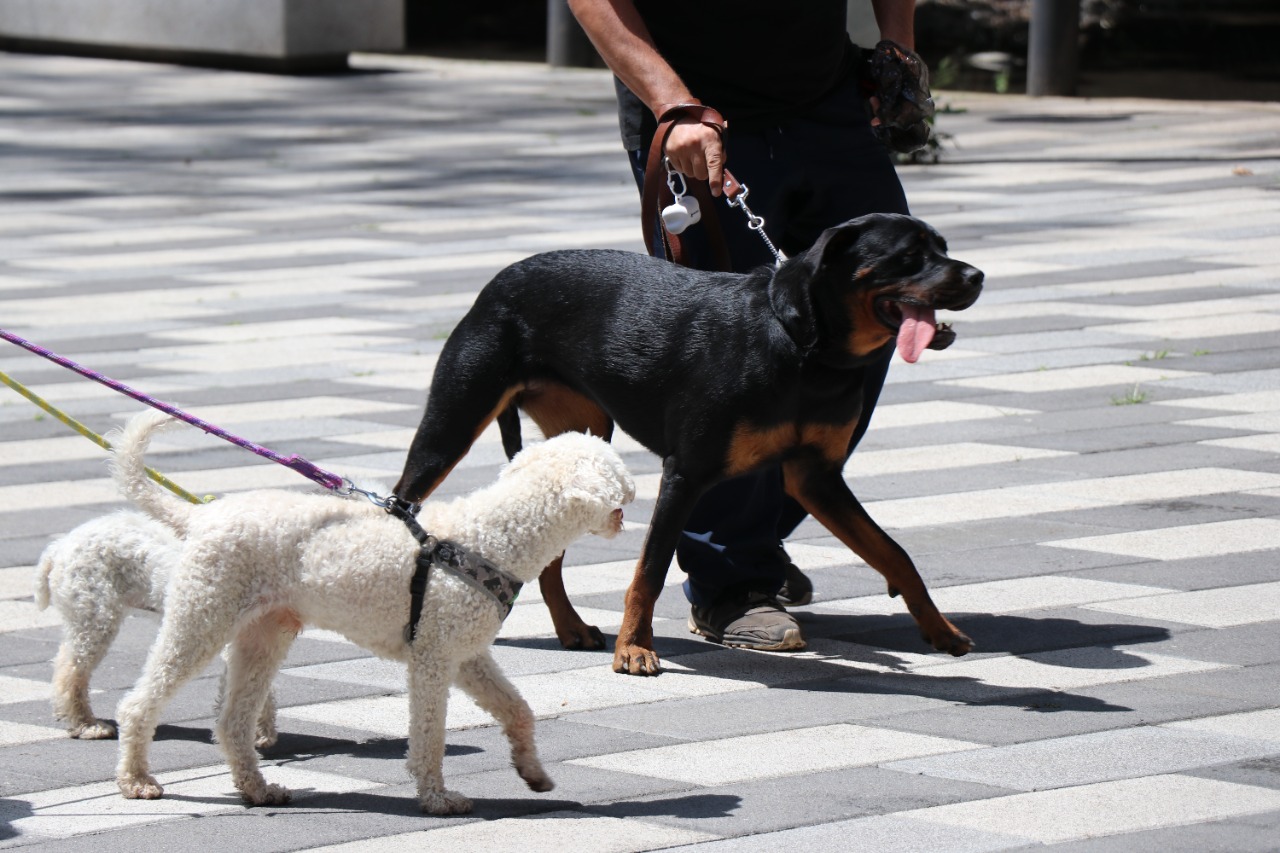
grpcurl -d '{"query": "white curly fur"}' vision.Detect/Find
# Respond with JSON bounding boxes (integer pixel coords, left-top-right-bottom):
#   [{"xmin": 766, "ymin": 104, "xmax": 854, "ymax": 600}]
[
  {"xmin": 35, "ymin": 510, "xmax": 277, "ymax": 744},
  {"xmin": 108, "ymin": 410, "xmax": 634, "ymax": 814}
]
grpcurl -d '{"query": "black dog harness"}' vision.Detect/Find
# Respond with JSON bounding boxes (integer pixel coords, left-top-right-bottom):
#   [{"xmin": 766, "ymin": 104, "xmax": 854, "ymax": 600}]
[{"xmin": 387, "ymin": 499, "xmax": 522, "ymax": 643}]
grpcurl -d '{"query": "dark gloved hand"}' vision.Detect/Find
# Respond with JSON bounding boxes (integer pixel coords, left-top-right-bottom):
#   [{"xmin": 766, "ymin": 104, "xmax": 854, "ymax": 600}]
[{"xmin": 862, "ymin": 40, "xmax": 936, "ymax": 154}]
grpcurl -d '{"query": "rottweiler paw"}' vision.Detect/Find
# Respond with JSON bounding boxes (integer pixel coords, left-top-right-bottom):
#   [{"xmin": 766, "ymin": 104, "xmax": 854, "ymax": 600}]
[
  {"xmin": 923, "ymin": 627, "xmax": 973, "ymax": 656},
  {"xmin": 557, "ymin": 622, "xmax": 606, "ymax": 651},
  {"xmin": 612, "ymin": 644, "xmax": 662, "ymax": 676}
]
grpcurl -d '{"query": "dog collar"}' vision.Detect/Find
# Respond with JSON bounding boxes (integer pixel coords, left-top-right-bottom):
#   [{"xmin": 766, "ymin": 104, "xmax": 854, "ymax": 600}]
[{"xmin": 388, "ymin": 500, "xmax": 522, "ymax": 642}]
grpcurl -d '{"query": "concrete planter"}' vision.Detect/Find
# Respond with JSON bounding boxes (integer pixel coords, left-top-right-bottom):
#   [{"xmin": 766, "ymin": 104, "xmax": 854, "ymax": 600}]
[{"xmin": 0, "ymin": 0, "xmax": 403, "ymax": 70}]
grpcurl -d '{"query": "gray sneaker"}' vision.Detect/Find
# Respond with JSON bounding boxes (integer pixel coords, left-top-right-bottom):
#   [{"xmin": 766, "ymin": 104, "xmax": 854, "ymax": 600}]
[{"xmin": 689, "ymin": 591, "xmax": 806, "ymax": 651}]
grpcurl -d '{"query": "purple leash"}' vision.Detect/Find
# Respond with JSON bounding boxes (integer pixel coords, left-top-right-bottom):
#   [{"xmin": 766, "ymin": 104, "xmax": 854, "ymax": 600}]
[{"xmin": 1, "ymin": 326, "xmax": 353, "ymax": 495}]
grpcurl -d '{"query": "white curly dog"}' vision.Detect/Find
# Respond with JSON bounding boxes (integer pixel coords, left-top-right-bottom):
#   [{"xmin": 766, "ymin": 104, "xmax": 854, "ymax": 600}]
[
  {"xmin": 109, "ymin": 410, "xmax": 634, "ymax": 814},
  {"xmin": 35, "ymin": 511, "xmax": 276, "ymax": 744}
]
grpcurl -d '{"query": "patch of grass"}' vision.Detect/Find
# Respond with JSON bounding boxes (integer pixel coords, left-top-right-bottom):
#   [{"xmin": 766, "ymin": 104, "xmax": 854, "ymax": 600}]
[
  {"xmin": 1139, "ymin": 349, "xmax": 1170, "ymax": 361},
  {"xmin": 1111, "ymin": 384, "xmax": 1148, "ymax": 406}
]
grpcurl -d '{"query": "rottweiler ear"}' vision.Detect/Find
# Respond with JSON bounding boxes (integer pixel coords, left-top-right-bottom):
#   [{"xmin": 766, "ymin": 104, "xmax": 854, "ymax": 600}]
[
  {"xmin": 808, "ymin": 220, "xmax": 866, "ymax": 271},
  {"xmin": 768, "ymin": 255, "xmax": 820, "ymax": 354},
  {"xmin": 768, "ymin": 219, "xmax": 875, "ymax": 354}
]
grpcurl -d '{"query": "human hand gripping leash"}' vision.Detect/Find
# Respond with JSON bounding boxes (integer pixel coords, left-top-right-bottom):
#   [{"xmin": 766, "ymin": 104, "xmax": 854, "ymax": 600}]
[{"xmin": 642, "ymin": 103, "xmax": 785, "ymax": 269}]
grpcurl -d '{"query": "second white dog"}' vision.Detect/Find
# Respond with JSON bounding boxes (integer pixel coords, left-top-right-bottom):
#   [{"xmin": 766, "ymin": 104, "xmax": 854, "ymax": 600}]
[
  {"xmin": 109, "ymin": 410, "xmax": 634, "ymax": 814},
  {"xmin": 36, "ymin": 510, "xmax": 278, "ymax": 743}
]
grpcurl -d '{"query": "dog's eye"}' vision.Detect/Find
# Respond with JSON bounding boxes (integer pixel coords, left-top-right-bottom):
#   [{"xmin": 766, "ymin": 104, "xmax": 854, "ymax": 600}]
[{"xmin": 891, "ymin": 252, "xmax": 923, "ymax": 275}]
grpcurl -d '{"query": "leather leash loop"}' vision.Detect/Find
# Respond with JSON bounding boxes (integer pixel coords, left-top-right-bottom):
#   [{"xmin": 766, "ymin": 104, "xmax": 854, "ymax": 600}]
[
  {"xmin": 656, "ymin": 102, "xmax": 726, "ymax": 131},
  {"xmin": 641, "ymin": 102, "xmax": 733, "ymax": 271}
]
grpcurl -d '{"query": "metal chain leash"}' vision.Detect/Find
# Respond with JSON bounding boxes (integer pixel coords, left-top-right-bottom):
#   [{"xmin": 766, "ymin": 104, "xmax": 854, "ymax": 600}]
[{"xmin": 726, "ymin": 183, "xmax": 785, "ymax": 266}]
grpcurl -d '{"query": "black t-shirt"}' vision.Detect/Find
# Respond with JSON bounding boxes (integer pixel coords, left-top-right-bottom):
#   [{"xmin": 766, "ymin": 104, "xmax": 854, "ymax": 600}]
[{"xmin": 616, "ymin": 0, "xmax": 856, "ymax": 150}]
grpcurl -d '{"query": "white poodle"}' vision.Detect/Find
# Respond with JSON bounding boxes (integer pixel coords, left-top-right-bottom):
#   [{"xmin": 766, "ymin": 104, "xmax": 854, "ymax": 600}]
[
  {"xmin": 109, "ymin": 410, "xmax": 634, "ymax": 815},
  {"xmin": 35, "ymin": 510, "xmax": 277, "ymax": 744}
]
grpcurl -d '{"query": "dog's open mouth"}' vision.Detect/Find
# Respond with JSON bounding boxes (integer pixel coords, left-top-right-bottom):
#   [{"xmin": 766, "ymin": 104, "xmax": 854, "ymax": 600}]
[{"xmin": 876, "ymin": 298, "xmax": 954, "ymax": 364}]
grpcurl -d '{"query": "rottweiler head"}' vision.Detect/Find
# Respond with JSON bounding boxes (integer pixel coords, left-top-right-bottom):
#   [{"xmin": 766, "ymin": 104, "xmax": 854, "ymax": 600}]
[{"xmin": 769, "ymin": 213, "xmax": 983, "ymax": 364}]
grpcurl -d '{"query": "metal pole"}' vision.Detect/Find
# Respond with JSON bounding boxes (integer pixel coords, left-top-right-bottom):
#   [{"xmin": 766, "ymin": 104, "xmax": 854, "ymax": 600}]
[
  {"xmin": 547, "ymin": 0, "xmax": 595, "ymax": 68},
  {"xmin": 1027, "ymin": 0, "xmax": 1081, "ymax": 96}
]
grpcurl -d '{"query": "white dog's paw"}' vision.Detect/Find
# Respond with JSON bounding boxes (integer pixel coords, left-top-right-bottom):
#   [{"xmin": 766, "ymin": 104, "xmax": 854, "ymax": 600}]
[
  {"xmin": 71, "ymin": 720, "xmax": 118, "ymax": 740},
  {"xmin": 517, "ymin": 764, "xmax": 554, "ymax": 793},
  {"xmin": 241, "ymin": 781, "xmax": 291, "ymax": 806},
  {"xmin": 254, "ymin": 731, "xmax": 278, "ymax": 750},
  {"xmin": 419, "ymin": 789, "xmax": 473, "ymax": 815},
  {"xmin": 118, "ymin": 774, "xmax": 164, "ymax": 800}
]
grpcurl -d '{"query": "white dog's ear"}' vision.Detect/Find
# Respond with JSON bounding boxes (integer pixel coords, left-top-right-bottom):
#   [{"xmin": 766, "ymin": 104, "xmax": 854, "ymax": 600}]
[{"xmin": 562, "ymin": 486, "xmax": 593, "ymax": 504}]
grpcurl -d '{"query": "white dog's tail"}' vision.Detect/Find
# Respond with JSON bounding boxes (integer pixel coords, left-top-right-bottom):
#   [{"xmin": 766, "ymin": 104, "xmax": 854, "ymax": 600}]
[
  {"xmin": 34, "ymin": 546, "xmax": 54, "ymax": 610},
  {"xmin": 108, "ymin": 410, "xmax": 194, "ymax": 536}
]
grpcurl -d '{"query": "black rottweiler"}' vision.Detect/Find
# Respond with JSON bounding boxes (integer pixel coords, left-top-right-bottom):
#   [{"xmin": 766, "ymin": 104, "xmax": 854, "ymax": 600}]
[{"xmin": 395, "ymin": 213, "xmax": 984, "ymax": 675}]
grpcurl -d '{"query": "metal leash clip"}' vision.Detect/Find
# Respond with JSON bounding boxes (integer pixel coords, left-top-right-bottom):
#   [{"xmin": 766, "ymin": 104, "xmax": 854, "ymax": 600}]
[
  {"xmin": 725, "ymin": 182, "xmax": 785, "ymax": 266},
  {"xmin": 335, "ymin": 479, "xmax": 398, "ymax": 510}
]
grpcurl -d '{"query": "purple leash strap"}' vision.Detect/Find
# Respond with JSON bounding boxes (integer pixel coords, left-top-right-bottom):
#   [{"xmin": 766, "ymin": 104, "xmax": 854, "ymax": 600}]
[{"xmin": 1, "ymin": 327, "xmax": 347, "ymax": 493}]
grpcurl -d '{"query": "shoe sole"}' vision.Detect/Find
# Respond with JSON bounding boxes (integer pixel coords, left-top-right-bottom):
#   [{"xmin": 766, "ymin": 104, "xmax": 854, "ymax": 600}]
[
  {"xmin": 776, "ymin": 592, "xmax": 812, "ymax": 608},
  {"xmin": 688, "ymin": 618, "xmax": 807, "ymax": 651}
]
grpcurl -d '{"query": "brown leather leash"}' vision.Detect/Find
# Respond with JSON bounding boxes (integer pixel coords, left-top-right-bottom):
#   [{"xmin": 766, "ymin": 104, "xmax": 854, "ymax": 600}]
[
  {"xmin": 641, "ymin": 102, "xmax": 737, "ymax": 270},
  {"xmin": 641, "ymin": 103, "xmax": 783, "ymax": 270}
]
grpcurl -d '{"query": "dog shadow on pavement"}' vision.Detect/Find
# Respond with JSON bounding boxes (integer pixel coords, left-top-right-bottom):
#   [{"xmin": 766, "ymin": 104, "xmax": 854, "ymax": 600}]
[{"xmin": 633, "ymin": 610, "xmax": 1177, "ymax": 715}]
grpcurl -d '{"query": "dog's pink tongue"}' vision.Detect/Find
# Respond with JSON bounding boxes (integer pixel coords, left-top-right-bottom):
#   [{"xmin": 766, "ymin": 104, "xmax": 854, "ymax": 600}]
[{"xmin": 896, "ymin": 304, "xmax": 937, "ymax": 364}]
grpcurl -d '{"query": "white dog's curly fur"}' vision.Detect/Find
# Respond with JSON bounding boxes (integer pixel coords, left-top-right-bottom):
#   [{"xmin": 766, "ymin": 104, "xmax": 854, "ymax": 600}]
[
  {"xmin": 35, "ymin": 511, "xmax": 278, "ymax": 744},
  {"xmin": 109, "ymin": 410, "xmax": 634, "ymax": 815}
]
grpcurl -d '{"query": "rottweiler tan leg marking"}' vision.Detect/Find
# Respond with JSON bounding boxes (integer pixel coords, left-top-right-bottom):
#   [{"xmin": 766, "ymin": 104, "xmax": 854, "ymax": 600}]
[
  {"xmin": 515, "ymin": 381, "xmax": 617, "ymax": 650},
  {"xmin": 782, "ymin": 453, "xmax": 972, "ymax": 655}
]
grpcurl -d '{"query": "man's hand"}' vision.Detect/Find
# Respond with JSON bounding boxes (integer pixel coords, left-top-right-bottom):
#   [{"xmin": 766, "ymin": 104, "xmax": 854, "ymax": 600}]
[
  {"xmin": 664, "ymin": 119, "xmax": 726, "ymax": 196},
  {"xmin": 863, "ymin": 39, "xmax": 935, "ymax": 154}
]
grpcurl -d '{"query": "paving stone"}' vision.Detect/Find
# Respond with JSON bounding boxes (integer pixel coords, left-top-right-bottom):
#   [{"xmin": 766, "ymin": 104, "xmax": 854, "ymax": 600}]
[
  {"xmin": 906, "ymin": 774, "xmax": 1280, "ymax": 845},
  {"xmin": 884, "ymin": 725, "xmax": 1280, "ymax": 791},
  {"xmin": 1022, "ymin": 813, "xmax": 1280, "ymax": 853},
  {"xmin": 589, "ymin": 765, "xmax": 1012, "ymax": 839}
]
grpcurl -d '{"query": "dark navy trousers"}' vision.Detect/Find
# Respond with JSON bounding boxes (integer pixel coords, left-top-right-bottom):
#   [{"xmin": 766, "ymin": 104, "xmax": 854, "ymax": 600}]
[{"xmin": 626, "ymin": 71, "xmax": 910, "ymax": 607}]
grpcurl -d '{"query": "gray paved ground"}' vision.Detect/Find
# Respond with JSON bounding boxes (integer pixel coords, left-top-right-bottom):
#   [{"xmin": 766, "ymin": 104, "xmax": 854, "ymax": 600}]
[{"xmin": 1, "ymin": 50, "xmax": 1279, "ymax": 851}]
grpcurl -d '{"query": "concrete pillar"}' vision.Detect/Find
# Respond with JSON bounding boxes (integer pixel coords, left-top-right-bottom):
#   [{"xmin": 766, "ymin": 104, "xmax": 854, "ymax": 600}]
[
  {"xmin": 0, "ymin": 0, "xmax": 403, "ymax": 70},
  {"xmin": 1027, "ymin": 0, "xmax": 1081, "ymax": 96},
  {"xmin": 547, "ymin": 0, "xmax": 595, "ymax": 67}
]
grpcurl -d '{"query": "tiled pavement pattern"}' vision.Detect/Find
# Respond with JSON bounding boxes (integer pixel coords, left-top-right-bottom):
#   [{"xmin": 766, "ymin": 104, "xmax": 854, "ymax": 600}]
[{"xmin": 1, "ymin": 49, "xmax": 1279, "ymax": 851}]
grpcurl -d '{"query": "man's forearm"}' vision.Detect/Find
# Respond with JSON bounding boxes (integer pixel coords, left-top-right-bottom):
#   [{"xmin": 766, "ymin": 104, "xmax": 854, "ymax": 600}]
[
  {"xmin": 567, "ymin": 0, "xmax": 694, "ymax": 115},
  {"xmin": 870, "ymin": 0, "xmax": 916, "ymax": 48},
  {"xmin": 567, "ymin": 0, "xmax": 727, "ymax": 191}
]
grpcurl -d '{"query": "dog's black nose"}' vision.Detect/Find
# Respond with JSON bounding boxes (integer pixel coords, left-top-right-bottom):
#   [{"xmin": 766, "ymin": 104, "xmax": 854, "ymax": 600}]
[{"xmin": 964, "ymin": 265, "xmax": 984, "ymax": 290}]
